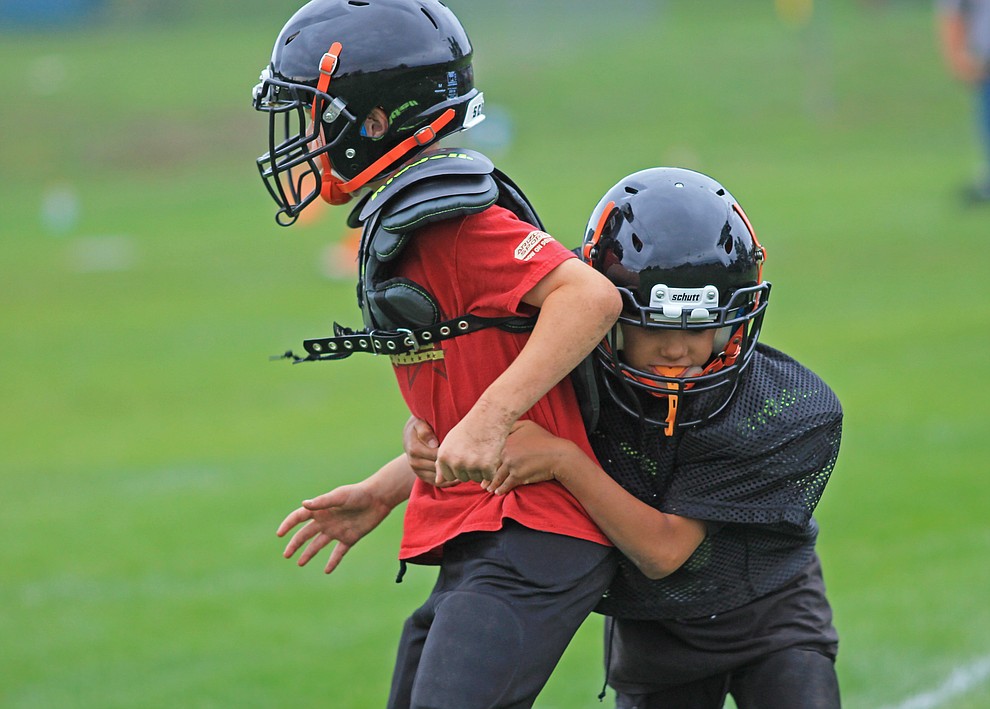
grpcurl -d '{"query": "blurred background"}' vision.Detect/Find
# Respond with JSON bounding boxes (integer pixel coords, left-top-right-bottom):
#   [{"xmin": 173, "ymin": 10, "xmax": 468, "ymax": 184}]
[{"xmin": 2, "ymin": 0, "xmax": 989, "ymax": 707}]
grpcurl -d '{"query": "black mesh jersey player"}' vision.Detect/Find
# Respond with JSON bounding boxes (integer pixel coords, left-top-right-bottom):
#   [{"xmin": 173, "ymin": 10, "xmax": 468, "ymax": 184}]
[
  {"xmin": 591, "ymin": 343, "xmax": 842, "ymax": 622},
  {"xmin": 575, "ymin": 168, "xmax": 843, "ymax": 708},
  {"xmin": 579, "ymin": 167, "xmax": 841, "ymax": 618},
  {"xmin": 389, "ymin": 167, "xmax": 843, "ymax": 705}
]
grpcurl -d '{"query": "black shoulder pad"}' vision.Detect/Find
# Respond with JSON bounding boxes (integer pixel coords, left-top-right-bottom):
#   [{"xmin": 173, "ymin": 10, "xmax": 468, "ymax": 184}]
[
  {"xmin": 381, "ymin": 173, "xmax": 498, "ymax": 235},
  {"xmin": 357, "ymin": 149, "xmax": 495, "ymax": 224},
  {"xmin": 345, "ymin": 193, "xmax": 372, "ymax": 229}
]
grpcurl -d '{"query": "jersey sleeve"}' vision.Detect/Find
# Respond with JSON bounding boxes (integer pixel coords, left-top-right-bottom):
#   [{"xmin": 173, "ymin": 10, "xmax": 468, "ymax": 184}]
[{"xmin": 452, "ymin": 206, "xmax": 575, "ymax": 318}]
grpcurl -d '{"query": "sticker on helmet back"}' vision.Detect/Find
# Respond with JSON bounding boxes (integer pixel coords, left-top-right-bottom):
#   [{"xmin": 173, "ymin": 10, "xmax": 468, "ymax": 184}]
[
  {"xmin": 649, "ymin": 284, "xmax": 719, "ymax": 322},
  {"xmin": 464, "ymin": 92, "xmax": 485, "ymax": 129}
]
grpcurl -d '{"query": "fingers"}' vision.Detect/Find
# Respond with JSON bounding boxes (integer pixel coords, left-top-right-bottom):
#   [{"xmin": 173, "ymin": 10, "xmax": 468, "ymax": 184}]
[
  {"xmin": 487, "ymin": 464, "xmax": 516, "ymax": 496},
  {"xmin": 276, "ymin": 506, "xmax": 313, "ymax": 538},
  {"xmin": 436, "ymin": 460, "xmax": 465, "ymax": 483},
  {"xmin": 302, "ymin": 488, "xmax": 346, "ymax": 510},
  {"xmin": 431, "ymin": 467, "xmax": 470, "ymax": 488},
  {"xmin": 404, "ymin": 416, "xmax": 443, "ymax": 482},
  {"xmin": 297, "ymin": 530, "xmax": 332, "ymax": 566},
  {"xmin": 277, "ymin": 488, "xmax": 361, "ymax": 570},
  {"xmin": 436, "ymin": 457, "xmax": 495, "ymax": 483},
  {"xmin": 413, "ymin": 418, "xmax": 439, "ymax": 450},
  {"xmin": 283, "ymin": 519, "xmax": 321, "ymax": 560},
  {"xmin": 324, "ymin": 541, "xmax": 352, "ymax": 574},
  {"xmin": 281, "ymin": 519, "xmax": 348, "ymax": 570},
  {"xmin": 404, "ymin": 416, "xmax": 439, "ymax": 460}
]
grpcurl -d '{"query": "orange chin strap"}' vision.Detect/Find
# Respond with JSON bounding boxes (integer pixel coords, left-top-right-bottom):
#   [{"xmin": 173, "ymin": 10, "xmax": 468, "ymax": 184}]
[
  {"xmin": 309, "ymin": 42, "xmax": 351, "ymax": 205},
  {"xmin": 309, "ymin": 40, "xmax": 457, "ymax": 207},
  {"xmin": 336, "ymin": 107, "xmax": 455, "ymax": 196}
]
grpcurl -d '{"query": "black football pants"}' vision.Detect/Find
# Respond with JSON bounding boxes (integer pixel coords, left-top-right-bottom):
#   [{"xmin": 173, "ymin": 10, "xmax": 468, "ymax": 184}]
[
  {"xmin": 387, "ymin": 521, "xmax": 617, "ymax": 709},
  {"xmin": 613, "ymin": 646, "xmax": 841, "ymax": 709}
]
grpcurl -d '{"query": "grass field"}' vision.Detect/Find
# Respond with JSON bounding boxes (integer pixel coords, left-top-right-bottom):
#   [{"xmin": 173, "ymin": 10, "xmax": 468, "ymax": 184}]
[{"xmin": 3, "ymin": 1, "xmax": 990, "ymax": 707}]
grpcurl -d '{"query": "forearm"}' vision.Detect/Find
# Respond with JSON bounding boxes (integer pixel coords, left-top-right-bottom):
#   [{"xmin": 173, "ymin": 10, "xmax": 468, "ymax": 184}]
[
  {"xmin": 473, "ymin": 262, "xmax": 621, "ymax": 429},
  {"xmin": 552, "ymin": 442, "xmax": 706, "ymax": 579},
  {"xmin": 366, "ymin": 454, "xmax": 417, "ymax": 510}
]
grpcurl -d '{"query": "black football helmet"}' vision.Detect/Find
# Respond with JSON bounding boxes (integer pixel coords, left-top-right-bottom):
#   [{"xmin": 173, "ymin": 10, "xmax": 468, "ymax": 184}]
[
  {"xmin": 581, "ymin": 167, "xmax": 771, "ymax": 434},
  {"xmin": 252, "ymin": 0, "xmax": 486, "ymax": 225}
]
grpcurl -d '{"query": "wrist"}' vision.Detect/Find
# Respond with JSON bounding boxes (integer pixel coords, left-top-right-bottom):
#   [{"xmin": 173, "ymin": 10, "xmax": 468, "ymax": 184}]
[
  {"xmin": 466, "ymin": 395, "xmax": 517, "ymax": 434},
  {"xmin": 371, "ymin": 456, "xmax": 417, "ymax": 508},
  {"xmin": 550, "ymin": 439, "xmax": 582, "ymax": 485}
]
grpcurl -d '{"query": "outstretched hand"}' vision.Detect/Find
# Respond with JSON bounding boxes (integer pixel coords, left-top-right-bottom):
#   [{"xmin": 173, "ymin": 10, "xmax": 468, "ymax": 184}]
[{"xmin": 276, "ymin": 483, "xmax": 393, "ymax": 574}]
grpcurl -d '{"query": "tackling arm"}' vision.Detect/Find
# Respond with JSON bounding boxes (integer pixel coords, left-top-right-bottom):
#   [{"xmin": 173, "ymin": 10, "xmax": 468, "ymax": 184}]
[
  {"xmin": 435, "ymin": 258, "xmax": 621, "ymax": 483},
  {"xmin": 493, "ymin": 420, "xmax": 707, "ymax": 580}
]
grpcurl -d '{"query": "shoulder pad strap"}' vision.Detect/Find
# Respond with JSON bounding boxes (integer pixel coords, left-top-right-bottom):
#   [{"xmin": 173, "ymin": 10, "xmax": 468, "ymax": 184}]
[{"xmin": 357, "ymin": 149, "xmax": 495, "ymax": 224}]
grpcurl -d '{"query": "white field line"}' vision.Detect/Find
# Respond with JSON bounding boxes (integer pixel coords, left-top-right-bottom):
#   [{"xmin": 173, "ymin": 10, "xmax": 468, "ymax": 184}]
[{"xmin": 878, "ymin": 655, "xmax": 990, "ymax": 709}]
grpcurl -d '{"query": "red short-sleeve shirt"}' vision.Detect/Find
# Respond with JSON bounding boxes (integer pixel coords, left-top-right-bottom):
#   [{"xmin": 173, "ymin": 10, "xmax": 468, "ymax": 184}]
[{"xmin": 392, "ymin": 205, "xmax": 611, "ymax": 563}]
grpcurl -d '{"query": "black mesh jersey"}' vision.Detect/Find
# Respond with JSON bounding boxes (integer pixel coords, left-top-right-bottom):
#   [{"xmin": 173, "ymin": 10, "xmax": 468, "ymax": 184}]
[{"xmin": 591, "ymin": 343, "xmax": 842, "ymax": 620}]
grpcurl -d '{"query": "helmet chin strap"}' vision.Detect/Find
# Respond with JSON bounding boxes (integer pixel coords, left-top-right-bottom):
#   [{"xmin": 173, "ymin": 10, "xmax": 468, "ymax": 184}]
[
  {"xmin": 319, "ymin": 161, "xmax": 353, "ymax": 205},
  {"xmin": 328, "ymin": 108, "xmax": 456, "ymax": 203},
  {"xmin": 316, "ymin": 107, "xmax": 457, "ymax": 207},
  {"xmin": 647, "ymin": 366, "xmax": 693, "ymax": 437},
  {"xmin": 308, "ymin": 41, "xmax": 458, "ymax": 207},
  {"xmin": 310, "ymin": 42, "xmax": 352, "ymax": 206}
]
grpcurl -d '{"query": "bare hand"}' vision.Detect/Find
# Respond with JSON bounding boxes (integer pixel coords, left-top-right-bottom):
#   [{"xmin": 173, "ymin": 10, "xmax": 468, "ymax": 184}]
[
  {"xmin": 402, "ymin": 415, "xmax": 458, "ymax": 488},
  {"xmin": 276, "ymin": 483, "xmax": 392, "ymax": 574},
  {"xmin": 485, "ymin": 420, "xmax": 572, "ymax": 495},
  {"xmin": 435, "ymin": 404, "xmax": 512, "ymax": 484}
]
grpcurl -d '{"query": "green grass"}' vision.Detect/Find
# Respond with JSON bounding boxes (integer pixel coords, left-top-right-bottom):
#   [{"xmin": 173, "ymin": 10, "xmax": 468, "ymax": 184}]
[{"xmin": 3, "ymin": 1, "xmax": 990, "ymax": 707}]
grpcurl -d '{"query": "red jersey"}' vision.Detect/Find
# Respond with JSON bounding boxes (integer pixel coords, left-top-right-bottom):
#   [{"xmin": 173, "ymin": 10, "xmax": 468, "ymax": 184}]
[{"xmin": 392, "ymin": 205, "xmax": 611, "ymax": 563}]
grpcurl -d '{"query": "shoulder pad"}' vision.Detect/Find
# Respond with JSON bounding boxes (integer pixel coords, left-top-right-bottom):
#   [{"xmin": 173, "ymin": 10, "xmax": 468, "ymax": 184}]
[
  {"xmin": 370, "ymin": 171, "xmax": 499, "ymax": 263},
  {"xmin": 356, "ymin": 149, "xmax": 495, "ymax": 225},
  {"xmin": 381, "ymin": 172, "xmax": 498, "ymax": 234}
]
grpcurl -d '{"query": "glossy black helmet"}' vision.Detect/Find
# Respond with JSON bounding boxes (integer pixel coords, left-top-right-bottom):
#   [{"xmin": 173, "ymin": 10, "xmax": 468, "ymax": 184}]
[
  {"xmin": 581, "ymin": 167, "xmax": 770, "ymax": 434},
  {"xmin": 252, "ymin": 0, "xmax": 485, "ymax": 224}
]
